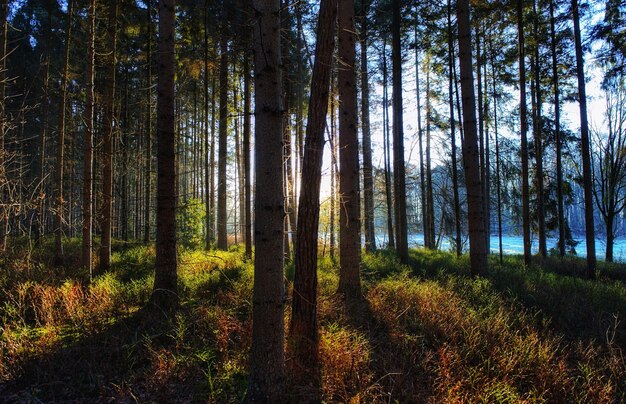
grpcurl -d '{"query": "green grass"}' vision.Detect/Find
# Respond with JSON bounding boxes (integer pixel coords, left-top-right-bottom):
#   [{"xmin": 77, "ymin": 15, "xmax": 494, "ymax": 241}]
[{"xmin": 1, "ymin": 240, "xmax": 625, "ymax": 402}]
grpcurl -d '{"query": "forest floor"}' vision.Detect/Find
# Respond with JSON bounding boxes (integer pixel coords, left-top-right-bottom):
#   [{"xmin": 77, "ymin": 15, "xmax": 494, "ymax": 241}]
[{"xmin": 1, "ymin": 239, "xmax": 626, "ymax": 402}]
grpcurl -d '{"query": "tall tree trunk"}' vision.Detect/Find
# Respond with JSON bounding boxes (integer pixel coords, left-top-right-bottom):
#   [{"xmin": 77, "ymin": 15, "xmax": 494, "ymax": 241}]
[
  {"xmin": 606, "ymin": 213, "xmax": 614, "ymax": 262},
  {"xmin": 243, "ymin": 55, "xmax": 252, "ymax": 260},
  {"xmin": 217, "ymin": 30, "xmax": 229, "ymax": 251},
  {"xmin": 360, "ymin": 0, "xmax": 376, "ymax": 252},
  {"xmin": 248, "ymin": 0, "xmax": 285, "ymax": 400},
  {"xmin": 392, "ymin": 0, "xmax": 409, "ymax": 263},
  {"xmin": 83, "ymin": 0, "xmax": 96, "ymax": 278},
  {"xmin": 457, "ymin": 0, "xmax": 488, "ymax": 276},
  {"xmin": 425, "ymin": 55, "xmax": 435, "ymax": 249},
  {"xmin": 209, "ymin": 73, "xmax": 217, "ymax": 245},
  {"xmin": 100, "ymin": 0, "xmax": 118, "ymax": 273},
  {"xmin": 517, "ymin": 0, "xmax": 532, "ymax": 266},
  {"xmin": 55, "ymin": 0, "xmax": 73, "ymax": 263},
  {"xmin": 550, "ymin": 0, "xmax": 565, "ymax": 257},
  {"xmin": 572, "ymin": 0, "xmax": 596, "ymax": 279},
  {"xmin": 490, "ymin": 38, "xmax": 504, "ymax": 264},
  {"xmin": 447, "ymin": 0, "xmax": 462, "ymax": 257},
  {"xmin": 337, "ymin": 0, "xmax": 362, "ymax": 297},
  {"xmin": 151, "ymin": 0, "xmax": 178, "ymax": 310},
  {"xmin": 0, "ymin": 0, "xmax": 7, "ymax": 251},
  {"xmin": 533, "ymin": 0, "xmax": 547, "ymax": 258},
  {"xmin": 289, "ymin": 0, "xmax": 336, "ymax": 394},
  {"xmin": 144, "ymin": 0, "xmax": 153, "ymax": 244},
  {"xmin": 476, "ymin": 28, "xmax": 488, "ymax": 253},
  {"xmin": 414, "ymin": 29, "xmax": 428, "ymax": 250},
  {"xmin": 483, "ymin": 46, "xmax": 491, "ymax": 254},
  {"xmin": 204, "ymin": 0, "xmax": 210, "ymax": 250},
  {"xmin": 330, "ymin": 75, "xmax": 337, "ymax": 258},
  {"xmin": 382, "ymin": 41, "xmax": 395, "ymax": 248}
]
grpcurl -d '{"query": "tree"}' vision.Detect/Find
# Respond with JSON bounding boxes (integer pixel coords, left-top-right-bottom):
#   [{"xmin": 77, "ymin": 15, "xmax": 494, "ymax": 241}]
[
  {"xmin": 217, "ymin": 25, "xmax": 228, "ymax": 251},
  {"xmin": 360, "ymin": 0, "xmax": 376, "ymax": 252},
  {"xmin": 518, "ymin": 0, "xmax": 532, "ymax": 266},
  {"xmin": 457, "ymin": 0, "xmax": 487, "ymax": 276},
  {"xmin": 290, "ymin": 0, "xmax": 337, "ymax": 394},
  {"xmin": 592, "ymin": 76, "xmax": 626, "ymax": 262},
  {"xmin": 100, "ymin": 0, "xmax": 118, "ymax": 272},
  {"xmin": 151, "ymin": 0, "xmax": 178, "ymax": 310},
  {"xmin": 573, "ymin": 0, "xmax": 596, "ymax": 279},
  {"xmin": 83, "ymin": 0, "xmax": 96, "ymax": 278},
  {"xmin": 337, "ymin": 0, "xmax": 362, "ymax": 297},
  {"xmin": 0, "ymin": 0, "xmax": 9, "ymax": 251},
  {"xmin": 392, "ymin": 0, "xmax": 408, "ymax": 263},
  {"xmin": 247, "ymin": 0, "xmax": 285, "ymax": 400},
  {"xmin": 144, "ymin": 0, "xmax": 153, "ymax": 244}
]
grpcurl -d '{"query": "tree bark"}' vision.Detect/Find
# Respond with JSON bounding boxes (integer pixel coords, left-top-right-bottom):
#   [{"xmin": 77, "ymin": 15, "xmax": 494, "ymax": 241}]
[
  {"xmin": 248, "ymin": 0, "xmax": 285, "ymax": 400},
  {"xmin": 83, "ymin": 0, "xmax": 96, "ymax": 278},
  {"xmin": 572, "ymin": 0, "xmax": 596, "ymax": 279},
  {"xmin": 100, "ymin": 0, "xmax": 118, "ymax": 273},
  {"xmin": 243, "ymin": 55, "xmax": 252, "ymax": 260},
  {"xmin": 337, "ymin": 0, "xmax": 362, "ymax": 297},
  {"xmin": 217, "ymin": 30, "xmax": 229, "ymax": 251},
  {"xmin": 425, "ymin": 55, "xmax": 435, "ymax": 249},
  {"xmin": 382, "ymin": 41, "xmax": 395, "ymax": 248},
  {"xmin": 517, "ymin": 0, "xmax": 532, "ymax": 266},
  {"xmin": 151, "ymin": 0, "xmax": 178, "ymax": 310},
  {"xmin": 289, "ymin": 0, "xmax": 336, "ymax": 394},
  {"xmin": 144, "ymin": 0, "xmax": 153, "ymax": 244},
  {"xmin": 457, "ymin": 0, "xmax": 487, "ymax": 276},
  {"xmin": 0, "ymin": 0, "xmax": 7, "ymax": 251},
  {"xmin": 392, "ymin": 0, "xmax": 409, "ymax": 263}
]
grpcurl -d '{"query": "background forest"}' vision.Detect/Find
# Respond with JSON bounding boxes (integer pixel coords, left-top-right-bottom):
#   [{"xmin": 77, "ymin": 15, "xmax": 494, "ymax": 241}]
[{"xmin": 1, "ymin": 0, "xmax": 626, "ymax": 401}]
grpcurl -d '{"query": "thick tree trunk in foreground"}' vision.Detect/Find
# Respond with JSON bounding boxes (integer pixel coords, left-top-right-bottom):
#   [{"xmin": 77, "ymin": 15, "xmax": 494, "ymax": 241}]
[
  {"xmin": 0, "ymin": 0, "xmax": 7, "ymax": 251},
  {"xmin": 144, "ymin": 0, "xmax": 153, "ymax": 244},
  {"xmin": 243, "ymin": 55, "xmax": 252, "ymax": 260},
  {"xmin": 572, "ymin": 0, "xmax": 596, "ymax": 279},
  {"xmin": 100, "ymin": 0, "xmax": 118, "ymax": 273},
  {"xmin": 247, "ymin": 0, "xmax": 285, "ymax": 401},
  {"xmin": 217, "ymin": 31, "xmax": 229, "ymax": 251},
  {"xmin": 151, "ymin": 0, "xmax": 178, "ymax": 310},
  {"xmin": 337, "ymin": 0, "xmax": 362, "ymax": 297},
  {"xmin": 533, "ymin": 0, "xmax": 546, "ymax": 258},
  {"xmin": 83, "ymin": 0, "xmax": 96, "ymax": 278},
  {"xmin": 457, "ymin": 0, "xmax": 487, "ymax": 276},
  {"xmin": 290, "ymin": 0, "xmax": 336, "ymax": 396}
]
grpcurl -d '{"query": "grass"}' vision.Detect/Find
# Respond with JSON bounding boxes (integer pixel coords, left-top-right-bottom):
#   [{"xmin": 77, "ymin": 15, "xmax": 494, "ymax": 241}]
[{"xmin": 1, "ymin": 239, "xmax": 625, "ymax": 402}]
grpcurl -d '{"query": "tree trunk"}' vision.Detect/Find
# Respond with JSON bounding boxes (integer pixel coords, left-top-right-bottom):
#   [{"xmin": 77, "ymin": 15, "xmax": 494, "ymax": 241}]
[
  {"xmin": 447, "ymin": 0, "xmax": 462, "ymax": 257},
  {"xmin": 337, "ymin": 0, "xmax": 362, "ymax": 297},
  {"xmin": 425, "ymin": 55, "xmax": 435, "ymax": 249},
  {"xmin": 489, "ymin": 38, "xmax": 504, "ymax": 264},
  {"xmin": 360, "ymin": 0, "xmax": 376, "ymax": 252},
  {"xmin": 533, "ymin": 0, "xmax": 546, "ymax": 258},
  {"xmin": 243, "ymin": 55, "xmax": 252, "ymax": 260},
  {"xmin": 100, "ymin": 0, "xmax": 118, "ymax": 273},
  {"xmin": 54, "ymin": 0, "xmax": 73, "ymax": 263},
  {"xmin": 204, "ymin": 0, "xmax": 210, "ymax": 250},
  {"xmin": 83, "ymin": 0, "xmax": 96, "ymax": 278},
  {"xmin": 550, "ymin": 0, "xmax": 565, "ymax": 257},
  {"xmin": 151, "ymin": 0, "xmax": 178, "ymax": 310},
  {"xmin": 0, "ymin": 0, "xmax": 7, "ymax": 251},
  {"xmin": 414, "ymin": 28, "xmax": 427, "ymax": 251},
  {"xmin": 144, "ymin": 0, "xmax": 153, "ymax": 244},
  {"xmin": 517, "ymin": 0, "xmax": 532, "ymax": 266},
  {"xmin": 392, "ymin": 0, "xmax": 409, "ymax": 263},
  {"xmin": 248, "ymin": 0, "xmax": 285, "ymax": 400},
  {"xmin": 606, "ymin": 214, "xmax": 614, "ymax": 262},
  {"xmin": 382, "ymin": 41, "xmax": 394, "ymax": 248},
  {"xmin": 572, "ymin": 0, "xmax": 596, "ymax": 279},
  {"xmin": 289, "ymin": 0, "xmax": 336, "ymax": 394},
  {"xmin": 457, "ymin": 0, "xmax": 487, "ymax": 276},
  {"xmin": 217, "ymin": 30, "xmax": 229, "ymax": 251}
]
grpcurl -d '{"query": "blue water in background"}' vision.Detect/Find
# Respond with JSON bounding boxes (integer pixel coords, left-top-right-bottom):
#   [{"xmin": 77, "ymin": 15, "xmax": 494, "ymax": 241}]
[{"xmin": 374, "ymin": 234, "xmax": 626, "ymax": 262}]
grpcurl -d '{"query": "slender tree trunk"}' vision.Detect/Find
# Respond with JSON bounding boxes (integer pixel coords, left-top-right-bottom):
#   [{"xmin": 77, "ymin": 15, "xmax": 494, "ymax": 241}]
[
  {"xmin": 204, "ymin": 0, "xmax": 211, "ymax": 250},
  {"xmin": 573, "ymin": 0, "xmax": 596, "ymax": 278},
  {"xmin": 550, "ymin": 0, "xmax": 565, "ymax": 257},
  {"xmin": 490, "ymin": 38, "xmax": 504, "ymax": 264},
  {"xmin": 151, "ymin": 0, "xmax": 178, "ymax": 310},
  {"xmin": 100, "ymin": 0, "xmax": 118, "ymax": 272},
  {"xmin": 483, "ymin": 47, "xmax": 491, "ymax": 254},
  {"xmin": 457, "ymin": 0, "xmax": 488, "ymax": 276},
  {"xmin": 425, "ymin": 55, "xmax": 435, "ymax": 249},
  {"xmin": 243, "ymin": 55, "xmax": 252, "ymax": 259},
  {"xmin": 289, "ymin": 0, "xmax": 336, "ymax": 394},
  {"xmin": 533, "ymin": 0, "xmax": 547, "ymax": 258},
  {"xmin": 414, "ymin": 29, "xmax": 428, "ymax": 250},
  {"xmin": 54, "ymin": 0, "xmax": 73, "ymax": 263},
  {"xmin": 217, "ymin": 31, "xmax": 229, "ymax": 251},
  {"xmin": 337, "ymin": 0, "xmax": 362, "ymax": 297},
  {"xmin": 248, "ymin": 0, "xmax": 285, "ymax": 400},
  {"xmin": 447, "ymin": 0, "xmax": 462, "ymax": 257},
  {"xmin": 0, "ymin": 0, "xmax": 5, "ymax": 251},
  {"xmin": 360, "ymin": 0, "xmax": 376, "ymax": 252},
  {"xmin": 392, "ymin": 0, "xmax": 409, "ymax": 263},
  {"xmin": 517, "ymin": 0, "xmax": 532, "ymax": 266},
  {"xmin": 83, "ymin": 0, "xmax": 96, "ymax": 278},
  {"xmin": 144, "ymin": 0, "xmax": 153, "ymax": 244},
  {"xmin": 476, "ymin": 29, "xmax": 488, "ymax": 253},
  {"xmin": 382, "ymin": 41, "xmax": 395, "ymax": 248},
  {"xmin": 330, "ymin": 76, "xmax": 337, "ymax": 258},
  {"xmin": 606, "ymin": 214, "xmax": 614, "ymax": 262},
  {"xmin": 209, "ymin": 73, "xmax": 217, "ymax": 244}
]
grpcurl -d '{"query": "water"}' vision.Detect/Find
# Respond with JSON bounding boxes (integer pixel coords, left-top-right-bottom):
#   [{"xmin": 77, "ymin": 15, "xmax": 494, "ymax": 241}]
[{"xmin": 374, "ymin": 234, "xmax": 626, "ymax": 262}]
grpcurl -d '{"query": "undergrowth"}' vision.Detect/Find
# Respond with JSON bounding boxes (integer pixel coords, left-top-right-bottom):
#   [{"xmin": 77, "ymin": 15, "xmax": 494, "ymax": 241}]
[{"xmin": 1, "ymin": 240, "xmax": 625, "ymax": 402}]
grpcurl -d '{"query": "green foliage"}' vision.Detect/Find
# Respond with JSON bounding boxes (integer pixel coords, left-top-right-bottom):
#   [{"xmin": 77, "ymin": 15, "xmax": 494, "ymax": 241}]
[{"xmin": 177, "ymin": 198, "xmax": 206, "ymax": 249}]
